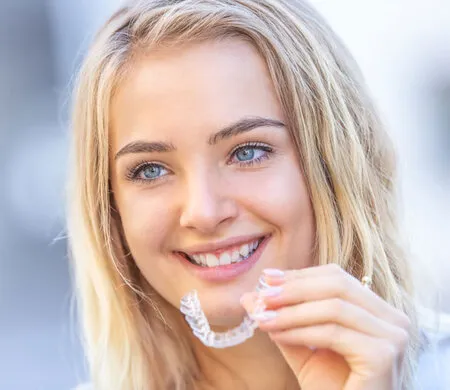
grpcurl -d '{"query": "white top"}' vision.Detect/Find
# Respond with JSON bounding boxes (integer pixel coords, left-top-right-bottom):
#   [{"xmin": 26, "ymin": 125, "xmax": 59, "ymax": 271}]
[{"xmin": 415, "ymin": 308, "xmax": 450, "ymax": 389}]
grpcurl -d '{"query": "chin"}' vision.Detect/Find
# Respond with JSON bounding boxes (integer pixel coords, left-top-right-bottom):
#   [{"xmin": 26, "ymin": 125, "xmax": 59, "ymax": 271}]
[{"xmin": 201, "ymin": 297, "xmax": 249, "ymax": 329}]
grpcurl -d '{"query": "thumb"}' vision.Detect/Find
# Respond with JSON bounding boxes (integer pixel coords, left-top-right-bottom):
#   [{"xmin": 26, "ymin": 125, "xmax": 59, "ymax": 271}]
[{"xmin": 240, "ymin": 292, "xmax": 262, "ymax": 315}]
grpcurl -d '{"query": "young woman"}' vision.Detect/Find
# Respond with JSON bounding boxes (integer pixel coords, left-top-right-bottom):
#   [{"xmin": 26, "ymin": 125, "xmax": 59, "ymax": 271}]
[{"xmin": 69, "ymin": 1, "xmax": 423, "ymax": 389}]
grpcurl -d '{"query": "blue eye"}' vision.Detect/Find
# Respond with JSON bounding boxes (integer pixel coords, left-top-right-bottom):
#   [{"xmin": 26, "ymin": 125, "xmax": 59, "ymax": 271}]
[
  {"xmin": 235, "ymin": 147, "xmax": 256, "ymax": 161},
  {"xmin": 230, "ymin": 143, "xmax": 273, "ymax": 166},
  {"xmin": 142, "ymin": 165, "xmax": 163, "ymax": 179},
  {"xmin": 128, "ymin": 163, "xmax": 169, "ymax": 182}
]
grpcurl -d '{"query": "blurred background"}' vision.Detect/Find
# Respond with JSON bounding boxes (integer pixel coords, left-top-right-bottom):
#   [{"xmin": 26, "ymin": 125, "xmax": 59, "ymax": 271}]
[{"xmin": 0, "ymin": 0, "xmax": 448, "ymax": 389}]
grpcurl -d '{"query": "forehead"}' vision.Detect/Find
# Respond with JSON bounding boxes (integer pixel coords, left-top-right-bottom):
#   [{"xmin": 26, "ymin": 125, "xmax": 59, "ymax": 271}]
[{"xmin": 110, "ymin": 38, "xmax": 283, "ymax": 147}]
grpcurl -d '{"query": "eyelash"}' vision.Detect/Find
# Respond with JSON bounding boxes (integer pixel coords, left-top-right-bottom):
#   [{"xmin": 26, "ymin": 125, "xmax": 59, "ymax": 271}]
[
  {"xmin": 126, "ymin": 142, "xmax": 274, "ymax": 183},
  {"xmin": 125, "ymin": 160, "xmax": 167, "ymax": 183},
  {"xmin": 228, "ymin": 142, "xmax": 273, "ymax": 167}
]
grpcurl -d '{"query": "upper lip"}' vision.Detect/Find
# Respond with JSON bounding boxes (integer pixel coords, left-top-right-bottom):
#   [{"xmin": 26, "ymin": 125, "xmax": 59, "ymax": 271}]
[{"xmin": 177, "ymin": 234, "xmax": 267, "ymax": 256}]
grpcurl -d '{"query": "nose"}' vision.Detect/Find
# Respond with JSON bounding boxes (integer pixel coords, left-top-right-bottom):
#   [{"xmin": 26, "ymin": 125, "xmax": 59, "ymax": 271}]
[{"xmin": 179, "ymin": 169, "xmax": 238, "ymax": 233}]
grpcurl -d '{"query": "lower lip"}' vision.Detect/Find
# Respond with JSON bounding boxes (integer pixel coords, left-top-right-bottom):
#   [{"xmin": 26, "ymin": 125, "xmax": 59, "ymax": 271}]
[{"xmin": 175, "ymin": 236, "xmax": 270, "ymax": 282}]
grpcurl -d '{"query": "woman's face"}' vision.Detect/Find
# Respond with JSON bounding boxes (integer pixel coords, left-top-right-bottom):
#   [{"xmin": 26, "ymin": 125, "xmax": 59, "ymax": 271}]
[{"xmin": 110, "ymin": 38, "xmax": 315, "ymax": 327}]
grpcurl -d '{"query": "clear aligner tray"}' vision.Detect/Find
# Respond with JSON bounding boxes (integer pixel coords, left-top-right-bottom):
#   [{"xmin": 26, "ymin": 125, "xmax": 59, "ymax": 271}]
[{"xmin": 180, "ymin": 276, "xmax": 269, "ymax": 348}]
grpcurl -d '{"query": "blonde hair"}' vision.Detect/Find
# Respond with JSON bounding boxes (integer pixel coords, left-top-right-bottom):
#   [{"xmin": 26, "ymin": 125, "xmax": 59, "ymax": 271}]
[{"xmin": 68, "ymin": 0, "xmax": 419, "ymax": 389}]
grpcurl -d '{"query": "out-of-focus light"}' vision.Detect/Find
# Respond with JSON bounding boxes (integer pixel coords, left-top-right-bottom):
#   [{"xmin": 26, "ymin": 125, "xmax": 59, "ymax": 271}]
[{"xmin": 4, "ymin": 129, "xmax": 68, "ymax": 242}]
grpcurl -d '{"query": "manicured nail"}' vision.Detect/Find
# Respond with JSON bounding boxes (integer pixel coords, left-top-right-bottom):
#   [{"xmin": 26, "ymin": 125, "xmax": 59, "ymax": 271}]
[
  {"xmin": 259, "ymin": 286, "xmax": 283, "ymax": 297},
  {"xmin": 251, "ymin": 310, "xmax": 278, "ymax": 322},
  {"xmin": 263, "ymin": 268, "xmax": 285, "ymax": 278}
]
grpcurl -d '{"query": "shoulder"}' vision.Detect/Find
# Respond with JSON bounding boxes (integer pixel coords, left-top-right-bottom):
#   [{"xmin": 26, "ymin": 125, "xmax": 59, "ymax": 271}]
[{"xmin": 415, "ymin": 307, "xmax": 450, "ymax": 390}]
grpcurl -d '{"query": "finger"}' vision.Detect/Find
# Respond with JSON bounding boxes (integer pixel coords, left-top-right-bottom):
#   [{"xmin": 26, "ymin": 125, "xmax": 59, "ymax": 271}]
[
  {"xmin": 240, "ymin": 292, "xmax": 259, "ymax": 313},
  {"xmin": 253, "ymin": 298, "xmax": 409, "ymax": 344},
  {"xmin": 269, "ymin": 324, "xmax": 403, "ymax": 376},
  {"xmin": 262, "ymin": 263, "xmax": 341, "ymax": 285},
  {"xmin": 260, "ymin": 273, "xmax": 410, "ymax": 330}
]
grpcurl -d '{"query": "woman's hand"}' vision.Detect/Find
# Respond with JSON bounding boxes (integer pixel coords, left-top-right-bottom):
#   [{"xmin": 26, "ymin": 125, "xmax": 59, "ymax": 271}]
[{"xmin": 240, "ymin": 264, "xmax": 411, "ymax": 390}]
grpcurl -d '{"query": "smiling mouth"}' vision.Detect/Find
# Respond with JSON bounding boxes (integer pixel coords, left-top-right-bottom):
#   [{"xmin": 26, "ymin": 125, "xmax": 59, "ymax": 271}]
[{"xmin": 177, "ymin": 237, "xmax": 266, "ymax": 268}]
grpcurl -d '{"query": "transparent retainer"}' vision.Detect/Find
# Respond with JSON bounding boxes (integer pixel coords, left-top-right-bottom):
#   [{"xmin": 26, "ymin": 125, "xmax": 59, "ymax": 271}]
[{"xmin": 180, "ymin": 276, "xmax": 270, "ymax": 348}]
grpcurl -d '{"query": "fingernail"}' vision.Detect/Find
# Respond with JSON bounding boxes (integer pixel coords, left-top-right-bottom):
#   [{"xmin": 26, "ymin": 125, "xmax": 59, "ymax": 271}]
[
  {"xmin": 263, "ymin": 268, "xmax": 285, "ymax": 278},
  {"xmin": 251, "ymin": 310, "xmax": 278, "ymax": 322},
  {"xmin": 259, "ymin": 286, "xmax": 283, "ymax": 297}
]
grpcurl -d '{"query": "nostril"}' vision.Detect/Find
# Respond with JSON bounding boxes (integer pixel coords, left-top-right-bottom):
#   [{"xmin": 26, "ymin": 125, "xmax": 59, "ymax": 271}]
[{"xmin": 179, "ymin": 191, "xmax": 238, "ymax": 233}]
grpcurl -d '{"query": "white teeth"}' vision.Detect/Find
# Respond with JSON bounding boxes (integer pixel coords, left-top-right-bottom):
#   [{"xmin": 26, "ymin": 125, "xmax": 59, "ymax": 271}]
[
  {"xmin": 187, "ymin": 239, "xmax": 262, "ymax": 267},
  {"xmin": 231, "ymin": 250, "xmax": 240, "ymax": 263},
  {"xmin": 219, "ymin": 252, "xmax": 232, "ymax": 266},
  {"xmin": 206, "ymin": 253, "xmax": 219, "ymax": 267},
  {"xmin": 251, "ymin": 239, "xmax": 260, "ymax": 251},
  {"xmin": 239, "ymin": 244, "xmax": 249, "ymax": 257}
]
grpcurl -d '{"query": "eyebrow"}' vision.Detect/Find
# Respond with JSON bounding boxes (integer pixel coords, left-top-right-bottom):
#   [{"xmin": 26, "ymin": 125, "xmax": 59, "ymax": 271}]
[
  {"xmin": 114, "ymin": 116, "xmax": 285, "ymax": 161},
  {"xmin": 114, "ymin": 140, "xmax": 175, "ymax": 160},
  {"xmin": 208, "ymin": 116, "xmax": 285, "ymax": 145}
]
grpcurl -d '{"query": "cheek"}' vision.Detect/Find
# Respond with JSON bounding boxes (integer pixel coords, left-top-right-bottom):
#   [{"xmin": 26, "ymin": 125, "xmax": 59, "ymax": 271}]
[
  {"xmin": 232, "ymin": 159, "xmax": 315, "ymax": 265},
  {"xmin": 115, "ymin": 189, "xmax": 186, "ymax": 301},
  {"xmin": 233, "ymin": 158, "xmax": 313, "ymax": 224},
  {"xmin": 116, "ymin": 189, "xmax": 176, "ymax": 255}
]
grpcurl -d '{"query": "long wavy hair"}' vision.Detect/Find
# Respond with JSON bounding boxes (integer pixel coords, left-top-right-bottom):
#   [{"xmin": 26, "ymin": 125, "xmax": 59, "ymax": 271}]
[{"xmin": 68, "ymin": 0, "xmax": 419, "ymax": 389}]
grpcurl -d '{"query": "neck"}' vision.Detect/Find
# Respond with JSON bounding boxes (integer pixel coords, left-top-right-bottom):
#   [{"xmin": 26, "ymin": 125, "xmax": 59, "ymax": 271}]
[{"xmin": 190, "ymin": 329, "xmax": 299, "ymax": 390}]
